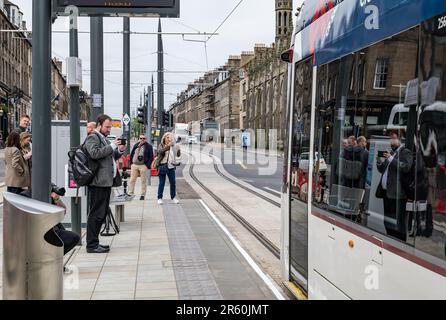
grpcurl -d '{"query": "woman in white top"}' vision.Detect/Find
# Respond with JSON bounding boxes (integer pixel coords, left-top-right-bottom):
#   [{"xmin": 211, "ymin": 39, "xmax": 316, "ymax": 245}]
[{"xmin": 157, "ymin": 132, "xmax": 181, "ymax": 205}]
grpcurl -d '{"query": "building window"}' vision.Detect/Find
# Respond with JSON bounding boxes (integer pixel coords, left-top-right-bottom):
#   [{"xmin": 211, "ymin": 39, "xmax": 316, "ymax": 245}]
[
  {"xmin": 374, "ymin": 58, "xmax": 389, "ymax": 89},
  {"xmin": 357, "ymin": 62, "xmax": 366, "ymax": 92}
]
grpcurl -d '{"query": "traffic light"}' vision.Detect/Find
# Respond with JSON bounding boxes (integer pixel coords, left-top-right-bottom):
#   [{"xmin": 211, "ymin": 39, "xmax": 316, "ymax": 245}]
[
  {"xmin": 137, "ymin": 105, "xmax": 145, "ymax": 124},
  {"xmin": 163, "ymin": 111, "xmax": 170, "ymax": 127}
]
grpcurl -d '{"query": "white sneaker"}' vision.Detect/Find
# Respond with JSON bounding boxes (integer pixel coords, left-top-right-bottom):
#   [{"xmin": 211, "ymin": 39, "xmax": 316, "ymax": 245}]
[
  {"xmin": 157, "ymin": 199, "xmax": 163, "ymax": 205},
  {"xmin": 172, "ymin": 198, "xmax": 180, "ymax": 204}
]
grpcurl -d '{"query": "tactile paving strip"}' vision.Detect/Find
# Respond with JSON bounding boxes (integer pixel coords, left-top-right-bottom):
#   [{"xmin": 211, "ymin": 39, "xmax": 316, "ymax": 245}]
[{"xmin": 164, "ymin": 204, "xmax": 222, "ymax": 300}]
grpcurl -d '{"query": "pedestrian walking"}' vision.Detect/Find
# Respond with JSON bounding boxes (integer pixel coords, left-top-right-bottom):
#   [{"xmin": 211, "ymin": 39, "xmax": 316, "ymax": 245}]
[
  {"xmin": 129, "ymin": 134, "xmax": 153, "ymax": 200},
  {"xmin": 157, "ymin": 132, "xmax": 181, "ymax": 205},
  {"xmin": 4, "ymin": 131, "xmax": 30, "ymax": 194},
  {"xmin": 84, "ymin": 115, "xmax": 126, "ymax": 253}
]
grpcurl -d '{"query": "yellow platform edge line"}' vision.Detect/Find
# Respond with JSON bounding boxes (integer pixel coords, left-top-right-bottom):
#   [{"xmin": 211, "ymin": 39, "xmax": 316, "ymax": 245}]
[{"xmin": 285, "ymin": 281, "xmax": 308, "ymax": 300}]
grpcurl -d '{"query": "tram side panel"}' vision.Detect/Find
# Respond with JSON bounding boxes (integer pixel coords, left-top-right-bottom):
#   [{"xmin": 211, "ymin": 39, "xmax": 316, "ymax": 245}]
[{"xmin": 308, "ymin": 212, "xmax": 446, "ymax": 299}]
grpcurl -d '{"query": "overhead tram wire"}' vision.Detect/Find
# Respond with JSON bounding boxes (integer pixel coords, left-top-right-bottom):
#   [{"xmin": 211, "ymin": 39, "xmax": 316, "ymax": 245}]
[
  {"xmin": 82, "ymin": 70, "xmax": 215, "ymax": 74},
  {"xmin": 206, "ymin": 0, "xmax": 245, "ymax": 43},
  {"xmin": 49, "ymin": 30, "xmax": 216, "ymax": 36},
  {"xmin": 179, "ymin": 0, "xmax": 245, "ymax": 70}
]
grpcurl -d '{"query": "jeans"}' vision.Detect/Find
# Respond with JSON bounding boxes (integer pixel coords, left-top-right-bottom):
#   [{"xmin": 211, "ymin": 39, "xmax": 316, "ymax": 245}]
[{"xmin": 158, "ymin": 168, "xmax": 176, "ymax": 200}]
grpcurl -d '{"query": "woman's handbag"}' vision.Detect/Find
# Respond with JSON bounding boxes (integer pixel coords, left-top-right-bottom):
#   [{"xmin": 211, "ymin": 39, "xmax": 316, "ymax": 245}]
[{"xmin": 151, "ymin": 156, "xmax": 160, "ymax": 170}]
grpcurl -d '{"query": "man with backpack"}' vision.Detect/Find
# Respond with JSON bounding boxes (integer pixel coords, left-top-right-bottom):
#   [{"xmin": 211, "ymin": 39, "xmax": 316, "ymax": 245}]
[{"xmin": 83, "ymin": 115, "xmax": 126, "ymax": 253}]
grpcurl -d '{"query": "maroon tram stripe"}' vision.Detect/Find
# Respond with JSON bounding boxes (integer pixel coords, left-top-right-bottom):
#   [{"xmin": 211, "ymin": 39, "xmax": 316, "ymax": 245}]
[{"xmin": 311, "ymin": 211, "xmax": 446, "ymax": 277}]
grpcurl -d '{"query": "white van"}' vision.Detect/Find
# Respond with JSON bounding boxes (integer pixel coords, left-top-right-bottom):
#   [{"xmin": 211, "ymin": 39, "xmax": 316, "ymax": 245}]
[{"xmin": 387, "ymin": 103, "xmax": 409, "ymax": 131}]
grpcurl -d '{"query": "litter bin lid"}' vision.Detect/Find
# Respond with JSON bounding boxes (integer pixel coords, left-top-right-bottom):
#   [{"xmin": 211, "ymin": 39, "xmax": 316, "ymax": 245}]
[{"xmin": 3, "ymin": 192, "xmax": 65, "ymax": 216}]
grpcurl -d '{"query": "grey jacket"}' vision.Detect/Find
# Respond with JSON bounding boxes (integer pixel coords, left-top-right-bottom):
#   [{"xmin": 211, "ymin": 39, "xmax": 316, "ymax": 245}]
[
  {"xmin": 376, "ymin": 146, "xmax": 412, "ymax": 199},
  {"xmin": 84, "ymin": 132, "xmax": 123, "ymax": 187}
]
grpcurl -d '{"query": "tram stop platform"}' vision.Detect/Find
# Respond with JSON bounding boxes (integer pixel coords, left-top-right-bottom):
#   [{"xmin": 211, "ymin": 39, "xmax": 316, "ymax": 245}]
[{"xmin": 0, "ymin": 182, "xmax": 279, "ymax": 300}]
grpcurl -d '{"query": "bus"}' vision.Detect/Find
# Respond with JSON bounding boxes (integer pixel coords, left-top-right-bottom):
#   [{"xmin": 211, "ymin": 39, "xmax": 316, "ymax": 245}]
[
  {"xmin": 173, "ymin": 123, "xmax": 189, "ymax": 143},
  {"xmin": 281, "ymin": 0, "xmax": 446, "ymax": 299}
]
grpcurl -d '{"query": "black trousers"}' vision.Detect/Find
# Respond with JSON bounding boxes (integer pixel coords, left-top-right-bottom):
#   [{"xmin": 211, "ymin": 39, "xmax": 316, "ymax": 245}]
[
  {"xmin": 7, "ymin": 187, "xmax": 24, "ymax": 194},
  {"xmin": 87, "ymin": 186, "xmax": 112, "ymax": 249},
  {"xmin": 383, "ymin": 195, "xmax": 407, "ymax": 241},
  {"xmin": 55, "ymin": 224, "xmax": 81, "ymax": 255}
]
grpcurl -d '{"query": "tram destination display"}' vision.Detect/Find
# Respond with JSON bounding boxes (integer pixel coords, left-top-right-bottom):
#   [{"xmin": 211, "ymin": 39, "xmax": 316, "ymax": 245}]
[{"xmin": 54, "ymin": 0, "xmax": 180, "ymax": 17}]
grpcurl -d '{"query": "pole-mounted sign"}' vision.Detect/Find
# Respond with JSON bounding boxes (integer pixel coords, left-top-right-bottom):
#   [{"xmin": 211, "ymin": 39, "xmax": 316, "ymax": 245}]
[{"xmin": 53, "ymin": 0, "xmax": 180, "ymax": 17}]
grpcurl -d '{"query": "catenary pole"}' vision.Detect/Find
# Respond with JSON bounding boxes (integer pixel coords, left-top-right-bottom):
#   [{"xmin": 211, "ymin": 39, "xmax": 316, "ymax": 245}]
[{"xmin": 31, "ymin": 0, "xmax": 52, "ymax": 203}]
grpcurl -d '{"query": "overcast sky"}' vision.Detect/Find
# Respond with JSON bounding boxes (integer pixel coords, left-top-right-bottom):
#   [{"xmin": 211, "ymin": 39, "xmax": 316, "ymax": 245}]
[{"xmin": 13, "ymin": 0, "xmax": 302, "ymax": 119}]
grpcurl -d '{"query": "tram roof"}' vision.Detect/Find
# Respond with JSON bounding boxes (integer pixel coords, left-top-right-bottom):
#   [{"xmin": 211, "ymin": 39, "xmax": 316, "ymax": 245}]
[{"xmin": 294, "ymin": 0, "xmax": 446, "ymax": 66}]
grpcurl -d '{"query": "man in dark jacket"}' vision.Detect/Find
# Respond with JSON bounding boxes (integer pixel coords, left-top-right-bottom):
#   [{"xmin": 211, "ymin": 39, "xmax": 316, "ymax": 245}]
[
  {"xmin": 129, "ymin": 134, "xmax": 153, "ymax": 200},
  {"xmin": 84, "ymin": 114, "xmax": 126, "ymax": 253},
  {"xmin": 376, "ymin": 133, "xmax": 412, "ymax": 241}
]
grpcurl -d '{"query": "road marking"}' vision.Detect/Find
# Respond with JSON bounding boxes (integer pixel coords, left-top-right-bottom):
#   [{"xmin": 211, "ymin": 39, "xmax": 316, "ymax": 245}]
[
  {"xmin": 199, "ymin": 199, "xmax": 286, "ymax": 300},
  {"xmin": 237, "ymin": 160, "xmax": 248, "ymax": 170},
  {"xmin": 264, "ymin": 187, "xmax": 281, "ymax": 196}
]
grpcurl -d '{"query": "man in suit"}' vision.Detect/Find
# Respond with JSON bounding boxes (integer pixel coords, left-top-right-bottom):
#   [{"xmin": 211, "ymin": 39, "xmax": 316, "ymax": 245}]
[
  {"xmin": 128, "ymin": 134, "xmax": 153, "ymax": 200},
  {"xmin": 84, "ymin": 114, "xmax": 126, "ymax": 253},
  {"xmin": 376, "ymin": 133, "xmax": 413, "ymax": 241}
]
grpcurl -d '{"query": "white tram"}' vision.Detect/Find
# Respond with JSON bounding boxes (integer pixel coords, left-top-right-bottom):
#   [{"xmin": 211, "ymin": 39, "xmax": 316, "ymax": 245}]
[{"xmin": 281, "ymin": 0, "xmax": 446, "ymax": 299}]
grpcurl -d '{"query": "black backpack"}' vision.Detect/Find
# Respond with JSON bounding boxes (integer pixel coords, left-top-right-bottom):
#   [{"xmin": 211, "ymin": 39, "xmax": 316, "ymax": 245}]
[{"xmin": 68, "ymin": 133, "xmax": 101, "ymax": 187}]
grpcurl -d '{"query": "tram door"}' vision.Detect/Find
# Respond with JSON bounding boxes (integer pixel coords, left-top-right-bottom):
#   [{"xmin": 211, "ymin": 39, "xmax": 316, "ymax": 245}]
[{"xmin": 289, "ymin": 58, "xmax": 312, "ymax": 289}]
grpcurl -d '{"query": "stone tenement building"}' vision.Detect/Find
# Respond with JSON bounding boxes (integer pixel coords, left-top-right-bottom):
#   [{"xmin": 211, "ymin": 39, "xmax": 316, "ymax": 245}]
[
  {"xmin": 0, "ymin": 0, "xmax": 90, "ymax": 139},
  {"xmin": 0, "ymin": 0, "xmax": 31, "ymax": 138},
  {"xmin": 170, "ymin": 0, "xmax": 293, "ymax": 149},
  {"xmin": 170, "ymin": 56, "xmax": 241, "ymax": 140}
]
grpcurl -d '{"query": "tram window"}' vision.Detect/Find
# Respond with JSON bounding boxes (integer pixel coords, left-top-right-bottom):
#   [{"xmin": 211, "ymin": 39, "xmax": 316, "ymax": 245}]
[
  {"xmin": 413, "ymin": 18, "xmax": 446, "ymax": 261},
  {"xmin": 312, "ymin": 27, "xmax": 424, "ymax": 246},
  {"xmin": 289, "ymin": 58, "xmax": 312, "ymax": 288}
]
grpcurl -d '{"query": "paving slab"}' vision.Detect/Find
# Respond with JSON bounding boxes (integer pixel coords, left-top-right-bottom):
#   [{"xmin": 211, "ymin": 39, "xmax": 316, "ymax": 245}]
[{"xmin": 0, "ymin": 177, "xmax": 279, "ymax": 300}]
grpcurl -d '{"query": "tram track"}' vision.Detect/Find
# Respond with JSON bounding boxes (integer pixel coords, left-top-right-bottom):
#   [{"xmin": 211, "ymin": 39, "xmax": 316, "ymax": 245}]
[
  {"xmin": 211, "ymin": 159, "xmax": 281, "ymax": 208},
  {"xmin": 188, "ymin": 153, "xmax": 281, "ymax": 260}
]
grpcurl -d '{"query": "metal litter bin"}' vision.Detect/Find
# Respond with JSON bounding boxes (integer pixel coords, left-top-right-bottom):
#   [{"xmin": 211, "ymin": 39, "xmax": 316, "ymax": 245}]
[{"xmin": 2, "ymin": 192, "xmax": 65, "ymax": 300}]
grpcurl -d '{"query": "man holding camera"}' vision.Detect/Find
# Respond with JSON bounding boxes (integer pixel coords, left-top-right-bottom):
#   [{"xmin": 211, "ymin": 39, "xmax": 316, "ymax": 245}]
[
  {"xmin": 129, "ymin": 134, "xmax": 153, "ymax": 201},
  {"xmin": 84, "ymin": 115, "xmax": 126, "ymax": 253}
]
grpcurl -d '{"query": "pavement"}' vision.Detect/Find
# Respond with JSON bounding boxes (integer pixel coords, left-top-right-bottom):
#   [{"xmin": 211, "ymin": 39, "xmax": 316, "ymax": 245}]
[{"xmin": 0, "ymin": 180, "xmax": 281, "ymax": 300}]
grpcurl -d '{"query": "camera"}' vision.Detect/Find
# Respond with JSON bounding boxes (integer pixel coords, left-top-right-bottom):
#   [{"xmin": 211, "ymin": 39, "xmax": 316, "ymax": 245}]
[
  {"xmin": 121, "ymin": 167, "xmax": 131, "ymax": 180},
  {"xmin": 118, "ymin": 137, "xmax": 127, "ymax": 145},
  {"xmin": 138, "ymin": 155, "xmax": 144, "ymax": 162},
  {"xmin": 51, "ymin": 184, "xmax": 66, "ymax": 197},
  {"xmin": 378, "ymin": 151, "xmax": 387, "ymax": 158}
]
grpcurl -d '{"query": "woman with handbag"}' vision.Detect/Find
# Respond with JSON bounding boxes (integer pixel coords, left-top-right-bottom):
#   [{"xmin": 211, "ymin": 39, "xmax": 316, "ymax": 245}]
[
  {"xmin": 157, "ymin": 132, "xmax": 181, "ymax": 205},
  {"xmin": 4, "ymin": 131, "xmax": 31, "ymax": 194}
]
